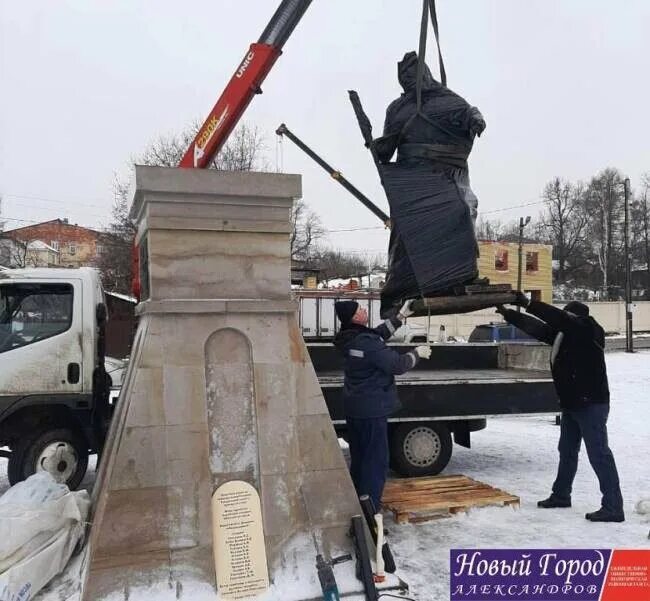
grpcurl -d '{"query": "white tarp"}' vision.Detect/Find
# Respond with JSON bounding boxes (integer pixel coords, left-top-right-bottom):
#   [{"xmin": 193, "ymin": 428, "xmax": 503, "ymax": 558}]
[{"xmin": 0, "ymin": 472, "xmax": 90, "ymax": 601}]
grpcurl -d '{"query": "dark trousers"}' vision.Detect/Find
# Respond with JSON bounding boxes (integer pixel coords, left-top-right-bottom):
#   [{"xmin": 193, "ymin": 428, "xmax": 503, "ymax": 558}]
[
  {"xmin": 346, "ymin": 416, "xmax": 389, "ymax": 509},
  {"xmin": 552, "ymin": 404, "xmax": 624, "ymax": 514}
]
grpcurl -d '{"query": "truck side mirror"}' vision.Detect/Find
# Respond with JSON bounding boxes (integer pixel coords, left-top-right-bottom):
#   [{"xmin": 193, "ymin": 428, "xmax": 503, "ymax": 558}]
[{"xmin": 96, "ymin": 303, "xmax": 107, "ymax": 325}]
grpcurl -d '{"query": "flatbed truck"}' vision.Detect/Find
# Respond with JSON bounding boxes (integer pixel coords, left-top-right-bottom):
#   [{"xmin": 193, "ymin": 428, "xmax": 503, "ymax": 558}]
[
  {"xmin": 1, "ymin": 269, "xmax": 558, "ymax": 489},
  {"xmin": 308, "ymin": 341, "xmax": 558, "ymax": 476}
]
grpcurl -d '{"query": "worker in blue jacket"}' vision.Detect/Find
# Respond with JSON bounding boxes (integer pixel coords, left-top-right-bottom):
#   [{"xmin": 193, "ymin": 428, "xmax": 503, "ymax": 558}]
[{"xmin": 333, "ymin": 299, "xmax": 431, "ymax": 508}]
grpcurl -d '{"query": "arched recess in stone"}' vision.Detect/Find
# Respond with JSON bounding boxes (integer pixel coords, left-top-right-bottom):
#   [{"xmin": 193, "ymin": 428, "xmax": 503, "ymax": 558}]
[{"xmin": 205, "ymin": 327, "xmax": 258, "ymax": 489}]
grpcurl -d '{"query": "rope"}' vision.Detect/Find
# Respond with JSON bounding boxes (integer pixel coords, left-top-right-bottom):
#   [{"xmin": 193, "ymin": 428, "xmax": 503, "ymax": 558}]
[{"xmin": 275, "ymin": 132, "xmax": 284, "ymax": 173}]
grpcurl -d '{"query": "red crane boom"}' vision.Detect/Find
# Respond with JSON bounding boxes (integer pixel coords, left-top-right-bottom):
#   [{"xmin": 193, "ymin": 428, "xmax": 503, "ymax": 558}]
[{"xmin": 179, "ymin": 0, "xmax": 313, "ymax": 168}]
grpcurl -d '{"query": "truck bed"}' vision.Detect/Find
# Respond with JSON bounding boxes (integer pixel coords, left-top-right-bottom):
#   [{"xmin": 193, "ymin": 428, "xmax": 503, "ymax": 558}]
[
  {"xmin": 318, "ymin": 368, "xmax": 551, "ymax": 386},
  {"xmin": 308, "ymin": 343, "xmax": 559, "ymax": 423}
]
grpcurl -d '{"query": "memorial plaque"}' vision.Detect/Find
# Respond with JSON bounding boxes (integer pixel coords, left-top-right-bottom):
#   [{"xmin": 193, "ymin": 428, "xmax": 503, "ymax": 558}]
[{"xmin": 212, "ymin": 480, "xmax": 269, "ymax": 599}]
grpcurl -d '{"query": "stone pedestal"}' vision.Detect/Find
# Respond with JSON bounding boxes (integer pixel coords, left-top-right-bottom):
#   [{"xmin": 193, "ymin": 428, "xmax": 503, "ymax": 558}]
[{"xmin": 82, "ymin": 167, "xmax": 364, "ymax": 600}]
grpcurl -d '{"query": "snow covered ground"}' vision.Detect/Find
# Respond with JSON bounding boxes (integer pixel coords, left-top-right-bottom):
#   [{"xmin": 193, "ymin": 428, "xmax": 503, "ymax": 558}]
[
  {"xmin": 389, "ymin": 351, "xmax": 650, "ymax": 599},
  {"xmin": 1, "ymin": 351, "xmax": 648, "ymax": 600}
]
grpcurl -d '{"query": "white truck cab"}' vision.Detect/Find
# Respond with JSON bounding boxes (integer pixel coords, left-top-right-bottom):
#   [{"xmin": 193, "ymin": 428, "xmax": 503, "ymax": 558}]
[{"xmin": 0, "ymin": 267, "xmax": 111, "ymax": 488}]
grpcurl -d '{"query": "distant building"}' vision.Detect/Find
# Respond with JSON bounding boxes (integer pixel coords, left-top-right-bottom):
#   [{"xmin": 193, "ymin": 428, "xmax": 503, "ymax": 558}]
[
  {"xmin": 25, "ymin": 240, "xmax": 60, "ymax": 267},
  {"xmin": 478, "ymin": 240, "xmax": 553, "ymax": 303},
  {"xmin": 3, "ymin": 219, "xmax": 105, "ymax": 268},
  {"xmin": 291, "ymin": 260, "xmax": 320, "ymax": 289}
]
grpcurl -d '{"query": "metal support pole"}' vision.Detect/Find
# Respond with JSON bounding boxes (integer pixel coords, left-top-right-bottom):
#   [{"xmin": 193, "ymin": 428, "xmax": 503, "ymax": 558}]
[
  {"xmin": 516, "ymin": 216, "xmax": 530, "ymax": 312},
  {"xmin": 276, "ymin": 123, "xmax": 390, "ymax": 225},
  {"xmin": 624, "ymin": 178, "xmax": 634, "ymax": 353}
]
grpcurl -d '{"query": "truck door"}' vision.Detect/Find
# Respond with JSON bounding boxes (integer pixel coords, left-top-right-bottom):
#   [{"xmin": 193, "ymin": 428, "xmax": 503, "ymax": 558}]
[
  {"xmin": 370, "ymin": 298, "xmax": 382, "ymax": 329},
  {"xmin": 300, "ymin": 297, "xmax": 317, "ymax": 338},
  {"xmin": 0, "ymin": 280, "xmax": 84, "ymax": 396},
  {"xmin": 319, "ymin": 298, "xmax": 336, "ymax": 337}
]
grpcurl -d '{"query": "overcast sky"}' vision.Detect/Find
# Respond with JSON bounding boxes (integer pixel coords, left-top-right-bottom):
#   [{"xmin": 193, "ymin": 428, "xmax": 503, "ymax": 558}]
[{"xmin": 1, "ymin": 0, "xmax": 649, "ymax": 255}]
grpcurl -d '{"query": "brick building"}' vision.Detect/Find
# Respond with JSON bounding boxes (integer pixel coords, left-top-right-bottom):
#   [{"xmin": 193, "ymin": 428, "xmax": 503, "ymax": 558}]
[{"xmin": 4, "ymin": 219, "xmax": 105, "ymax": 268}]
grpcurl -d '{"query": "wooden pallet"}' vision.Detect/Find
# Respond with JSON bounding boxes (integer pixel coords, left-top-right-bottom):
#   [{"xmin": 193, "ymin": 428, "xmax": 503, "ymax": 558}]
[{"xmin": 382, "ymin": 475, "xmax": 520, "ymax": 524}]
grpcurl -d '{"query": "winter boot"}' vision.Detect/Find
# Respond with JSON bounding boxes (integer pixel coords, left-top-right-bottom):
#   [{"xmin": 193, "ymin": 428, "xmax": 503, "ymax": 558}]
[
  {"xmin": 537, "ymin": 495, "xmax": 571, "ymax": 508},
  {"xmin": 585, "ymin": 509, "xmax": 625, "ymax": 523}
]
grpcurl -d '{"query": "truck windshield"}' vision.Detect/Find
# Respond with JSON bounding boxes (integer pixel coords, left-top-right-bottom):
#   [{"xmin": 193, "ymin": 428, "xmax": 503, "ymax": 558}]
[{"xmin": 0, "ymin": 283, "xmax": 73, "ymax": 353}]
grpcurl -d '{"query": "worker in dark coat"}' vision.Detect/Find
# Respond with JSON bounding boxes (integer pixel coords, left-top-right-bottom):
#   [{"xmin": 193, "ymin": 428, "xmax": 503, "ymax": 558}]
[
  {"xmin": 333, "ymin": 299, "xmax": 431, "ymax": 508},
  {"xmin": 498, "ymin": 296, "xmax": 624, "ymax": 522}
]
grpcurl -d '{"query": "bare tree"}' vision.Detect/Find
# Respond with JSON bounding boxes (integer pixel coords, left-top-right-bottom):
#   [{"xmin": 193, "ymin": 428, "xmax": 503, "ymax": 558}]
[
  {"xmin": 642, "ymin": 173, "xmax": 650, "ymax": 295},
  {"xmin": 96, "ymin": 177, "xmax": 138, "ymax": 294},
  {"xmin": 584, "ymin": 168, "xmax": 626, "ymax": 295},
  {"xmin": 475, "ymin": 217, "xmax": 542, "ymax": 242},
  {"xmin": 137, "ymin": 122, "xmax": 268, "ymax": 171},
  {"xmin": 310, "ymin": 248, "xmax": 386, "ymax": 285},
  {"xmin": 540, "ymin": 177, "xmax": 589, "ymax": 283},
  {"xmin": 214, "ymin": 124, "xmax": 268, "ymax": 171},
  {"xmin": 0, "ymin": 196, "xmax": 29, "ymax": 268},
  {"xmin": 475, "ymin": 218, "xmax": 505, "ymax": 241},
  {"xmin": 634, "ymin": 173, "xmax": 650, "ymax": 297},
  {"xmin": 0, "ymin": 237, "xmax": 28, "ymax": 268},
  {"xmin": 290, "ymin": 198, "xmax": 325, "ymax": 260}
]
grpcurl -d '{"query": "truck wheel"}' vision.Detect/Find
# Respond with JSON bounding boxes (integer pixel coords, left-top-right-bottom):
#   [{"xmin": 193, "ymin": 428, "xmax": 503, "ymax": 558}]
[
  {"xmin": 390, "ymin": 422, "xmax": 452, "ymax": 477},
  {"xmin": 8, "ymin": 428, "xmax": 89, "ymax": 490}
]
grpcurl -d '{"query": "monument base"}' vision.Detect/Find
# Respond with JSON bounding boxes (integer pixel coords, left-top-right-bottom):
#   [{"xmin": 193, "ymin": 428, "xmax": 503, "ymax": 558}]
[{"xmin": 77, "ymin": 168, "xmax": 408, "ymax": 600}]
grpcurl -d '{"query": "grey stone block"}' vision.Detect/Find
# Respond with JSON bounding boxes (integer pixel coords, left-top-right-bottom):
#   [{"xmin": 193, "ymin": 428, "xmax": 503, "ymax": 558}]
[{"xmin": 297, "ymin": 414, "xmax": 347, "ymax": 472}]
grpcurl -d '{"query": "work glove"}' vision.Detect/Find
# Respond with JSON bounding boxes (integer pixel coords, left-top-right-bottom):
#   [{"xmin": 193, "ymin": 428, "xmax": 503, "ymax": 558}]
[
  {"xmin": 398, "ymin": 299, "xmax": 415, "ymax": 320},
  {"xmin": 414, "ymin": 345, "xmax": 432, "ymax": 360},
  {"xmin": 513, "ymin": 291, "xmax": 530, "ymax": 308}
]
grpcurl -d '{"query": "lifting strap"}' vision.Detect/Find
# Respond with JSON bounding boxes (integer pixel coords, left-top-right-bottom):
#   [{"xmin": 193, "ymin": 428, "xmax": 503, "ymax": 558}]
[
  {"xmin": 416, "ymin": 0, "xmax": 447, "ymax": 112},
  {"xmin": 398, "ymin": 0, "xmax": 452, "ymax": 150},
  {"xmin": 429, "ymin": 0, "xmax": 447, "ymax": 88}
]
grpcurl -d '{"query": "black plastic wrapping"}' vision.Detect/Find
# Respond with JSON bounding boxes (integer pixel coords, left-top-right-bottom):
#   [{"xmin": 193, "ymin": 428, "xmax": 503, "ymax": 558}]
[
  {"xmin": 351, "ymin": 52, "xmax": 485, "ymax": 315},
  {"xmin": 379, "ymin": 163, "xmax": 478, "ymax": 314}
]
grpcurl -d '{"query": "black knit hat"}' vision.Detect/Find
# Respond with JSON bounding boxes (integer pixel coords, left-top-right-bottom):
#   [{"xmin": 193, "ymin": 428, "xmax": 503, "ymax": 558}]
[
  {"xmin": 335, "ymin": 301, "xmax": 359, "ymax": 325},
  {"xmin": 564, "ymin": 301, "xmax": 589, "ymax": 317}
]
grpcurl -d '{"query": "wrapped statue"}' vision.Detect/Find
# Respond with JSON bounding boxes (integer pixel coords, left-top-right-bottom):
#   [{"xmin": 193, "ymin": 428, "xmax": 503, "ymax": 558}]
[
  {"xmin": 374, "ymin": 51, "xmax": 485, "ymax": 223},
  {"xmin": 353, "ymin": 52, "xmax": 486, "ymax": 314}
]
